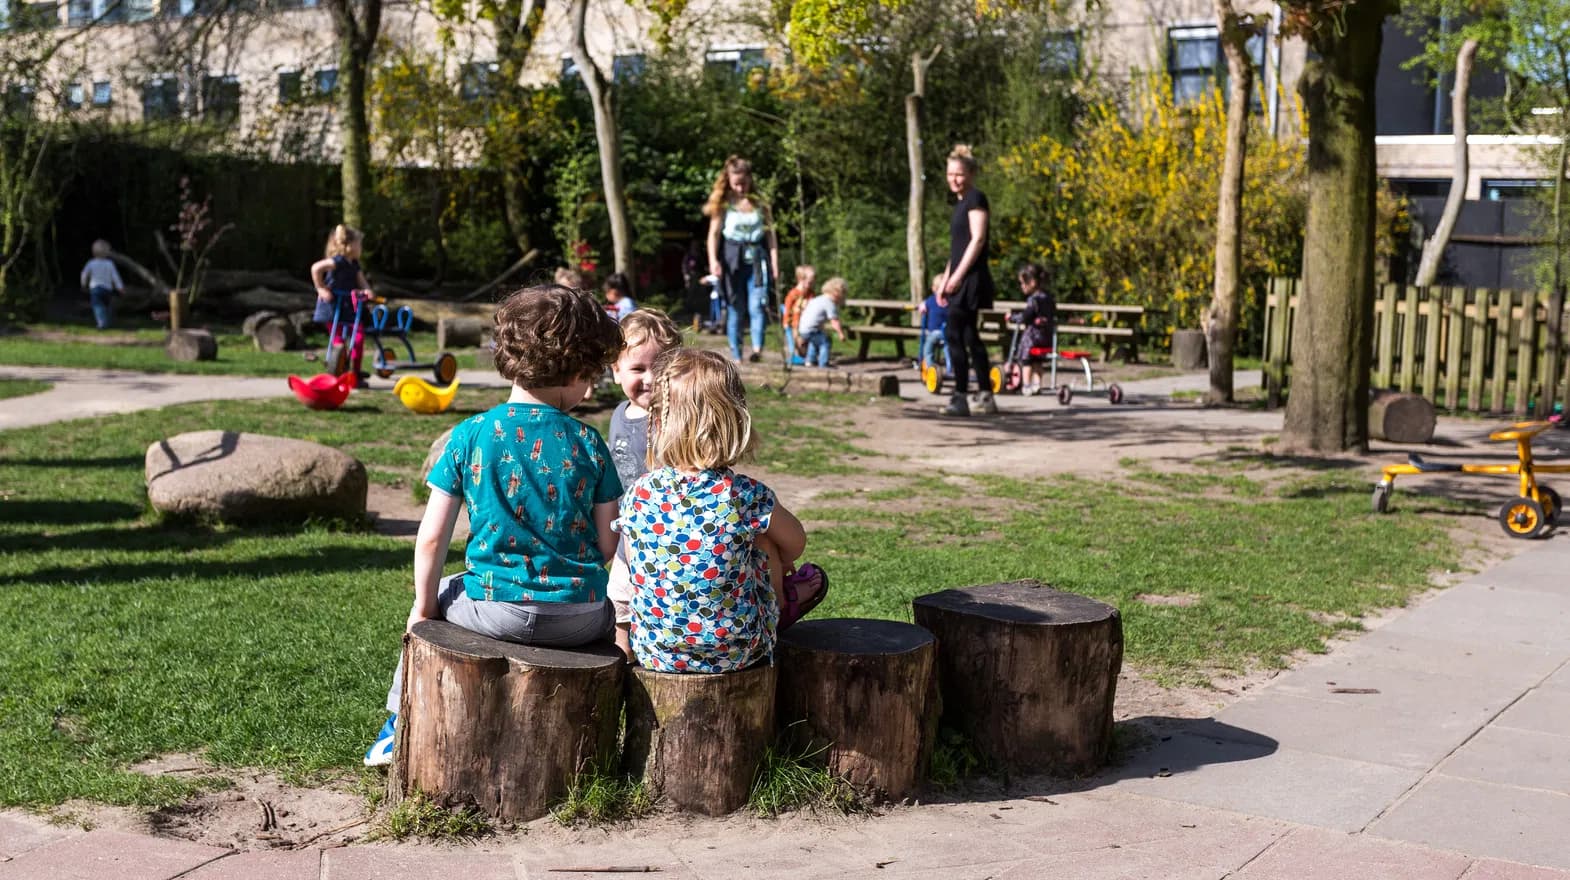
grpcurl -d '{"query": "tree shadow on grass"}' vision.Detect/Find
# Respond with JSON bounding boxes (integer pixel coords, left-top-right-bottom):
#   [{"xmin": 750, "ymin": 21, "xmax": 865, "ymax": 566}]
[
  {"xmin": 0, "ymin": 500, "xmax": 144, "ymax": 525},
  {"xmin": 0, "ymin": 543, "xmax": 411, "ymax": 587},
  {"xmin": 2, "ymin": 455, "xmax": 145, "ymax": 469}
]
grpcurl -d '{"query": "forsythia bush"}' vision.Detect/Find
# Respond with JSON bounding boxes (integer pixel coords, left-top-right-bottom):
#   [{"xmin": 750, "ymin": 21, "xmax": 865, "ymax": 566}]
[{"xmin": 995, "ymin": 80, "xmax": 1308, "ymax": 339}]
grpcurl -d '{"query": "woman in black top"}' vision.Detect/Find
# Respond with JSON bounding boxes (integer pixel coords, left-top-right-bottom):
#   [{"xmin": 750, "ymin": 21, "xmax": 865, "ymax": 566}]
[{"xmin": 936, "ymin": 144, "xmax": 997, "ymax": 416}]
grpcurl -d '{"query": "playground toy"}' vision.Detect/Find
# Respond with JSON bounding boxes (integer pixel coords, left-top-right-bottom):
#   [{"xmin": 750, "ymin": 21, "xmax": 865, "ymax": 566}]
[
  {"xmin": 322, "ymin": 290, "xmax": 370, "ymax": 383},
  {"xmin": 287, "ymin": 372, "xmax": 356, "ymax": 410},
  {"xmin": 394, "ymin": 375, "xmax": 461, "ymax": 414},
  {"xmin": 366, "ymin": 302, "xmax": 460, "ymax": 386},
  {"xmin": 995, "ymin": 323, "xmax": 1124, "ymax": 405},
  {"xmin": 1372, "ymin": 420, "xmax": 1566, "ymax": 539}
]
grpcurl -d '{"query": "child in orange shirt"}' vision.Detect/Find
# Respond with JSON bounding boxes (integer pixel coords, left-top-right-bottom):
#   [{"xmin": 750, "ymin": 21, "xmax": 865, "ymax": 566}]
[{"xmin": 781, "ymin": 264, "xmax": 815, "ymax": 366}]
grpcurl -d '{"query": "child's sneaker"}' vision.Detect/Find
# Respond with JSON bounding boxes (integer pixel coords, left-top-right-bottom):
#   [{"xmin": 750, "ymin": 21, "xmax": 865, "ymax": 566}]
[{"xmin": 364, "ymin": 714, "xmax": 396, "ymax": 767}]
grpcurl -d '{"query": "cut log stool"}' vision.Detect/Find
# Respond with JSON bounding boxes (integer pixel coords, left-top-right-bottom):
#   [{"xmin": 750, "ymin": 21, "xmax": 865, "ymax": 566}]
[
  {"xmin": 776, "ymin": 618, "xmax": 939, "ymax": 801},
  {"xmin": 913, "ymin": 580, "xmax": 1122, "ymax": 776},
  {"xmin": 389, "ymin": 620, "xmax": 624, "ymax": 821},
  {"xmin": 623, "ymin": 663, "xmax": 776, "ymax": 815},
  {"xmin": 1369, "ymin": 390, "xmax": 1436, "ymax": 444}
]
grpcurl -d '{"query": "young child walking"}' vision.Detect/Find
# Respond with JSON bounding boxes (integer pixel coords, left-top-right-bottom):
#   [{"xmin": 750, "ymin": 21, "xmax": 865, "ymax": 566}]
[
  {"xmin": 614, "ymin": 349, "xmax": 827, "ymax": 672},
  {"xmin": 365, "ymin": 284, "xmax": 625, "ymax": 766},
  {"xmin": 603, "ymin": 272, "xmax": 638, "ymax": 322},
  {"xmin": 1010, "ymin": 263, "xmax": 1057, "ymax": 395},
  {"xmin": 80, "ymin": 240, "xmax": 125, "ymax": 330},
  {"xmin": 781, "ymin": 264, "xmax": 815, "ymax": 365},
  {"xmin": 310, "ymin": 225, "xmax": 375, "ymax": 383}
]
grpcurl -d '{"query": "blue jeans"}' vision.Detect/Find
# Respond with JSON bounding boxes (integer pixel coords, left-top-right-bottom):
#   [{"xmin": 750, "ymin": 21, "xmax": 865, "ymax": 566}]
[
  {"xmin": 89, "ymin": 287, "xmax": 114, "ymax": 328},
  {"xmin": 921, "ymin": 329, "xmax": 950, "ymax": 376},
  {"xmin": 804, "ymin": 330, "xmax": 832, "ymax": 367},
  {"xmin": 724, "ymin": 264, "xmax": 767, "ymax": 359}
]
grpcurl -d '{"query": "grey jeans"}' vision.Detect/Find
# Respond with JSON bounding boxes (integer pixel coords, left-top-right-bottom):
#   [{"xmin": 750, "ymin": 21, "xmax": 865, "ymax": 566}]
[{"xmin": 386, "ymin": 572, "xmax": 614, "ymax": 713}]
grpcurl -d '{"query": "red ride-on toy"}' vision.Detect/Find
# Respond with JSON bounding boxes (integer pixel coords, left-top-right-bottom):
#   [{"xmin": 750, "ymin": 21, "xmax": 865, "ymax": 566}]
[
  {"xmin": 287, "ymin": 372, "xmax": 356, "ymax": 410},
  {"xmin": 995, "ymin": 323, "xmax": 1124, "ymax": 405}
]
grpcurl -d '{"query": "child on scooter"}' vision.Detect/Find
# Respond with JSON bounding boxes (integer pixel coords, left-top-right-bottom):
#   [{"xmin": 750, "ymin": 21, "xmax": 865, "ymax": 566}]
[
  {"xmin": 1010, "ymin": 263, "xmax": 1057, "ymax": 395},
  {"xmin": 311, "ymin": 225, "xmax": 375, "ymax": 385}
]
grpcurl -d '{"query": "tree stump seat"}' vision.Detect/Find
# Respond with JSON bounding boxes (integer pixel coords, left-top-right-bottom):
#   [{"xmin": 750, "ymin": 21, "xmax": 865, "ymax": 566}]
[
  {"xmin": 623, "ymin": 662, "xmax": 776, "ymax": 816},
  {"xmin": 390, "ymin": 620, "xmax": 624, "ymax": 821},
  {"xmin": 913, "ymin": 580, "xmax": 1122, "ymax": 776},
  {"xmin": 776, "ymin": 618, "xmax": 939, "ymax": 801}
]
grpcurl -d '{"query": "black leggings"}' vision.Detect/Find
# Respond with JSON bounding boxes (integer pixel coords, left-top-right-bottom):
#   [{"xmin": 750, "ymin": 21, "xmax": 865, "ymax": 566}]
[{"xmin": 945, "ymin": 308, "xmax": 992, "ymax": 395}]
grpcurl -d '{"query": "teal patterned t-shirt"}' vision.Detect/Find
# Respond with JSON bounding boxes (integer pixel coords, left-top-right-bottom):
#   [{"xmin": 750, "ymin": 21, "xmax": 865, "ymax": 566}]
[{"xmin": 428, "ymin": 402, "xmax": 622, "ymax": 603}]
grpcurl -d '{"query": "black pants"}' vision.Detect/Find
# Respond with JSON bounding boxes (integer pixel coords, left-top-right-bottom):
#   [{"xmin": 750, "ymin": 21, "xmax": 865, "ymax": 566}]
[{"xmin": 945, "ymin": 308, "xmax": 992, "ymax": 395}]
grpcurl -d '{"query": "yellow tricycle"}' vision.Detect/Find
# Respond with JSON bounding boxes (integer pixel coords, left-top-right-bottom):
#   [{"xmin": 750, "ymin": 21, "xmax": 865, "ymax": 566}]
[{"xmin": 1372, "ymin": 420, "xmax": 1566, "ymax": 539}]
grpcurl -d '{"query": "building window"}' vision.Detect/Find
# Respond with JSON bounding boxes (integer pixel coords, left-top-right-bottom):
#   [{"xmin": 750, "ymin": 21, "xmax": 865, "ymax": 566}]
[
  {"xmin": 612, "ymin": 53, "xmax": 645, "ymax": 82},
  {"xmin": 1168, "ymin": 25, "xmax": 1219, "ymax": 104},
  {"xmin": 1040, "ymin": 30, "xmax": 1079, "ymax": 78},
  {"xmin": 704, "ymin": 47, "xmax": 766, "ymax": 79},
  {"xmin": 313, "ymin": 67, "xmax": 337, "ymax": 97},
  {"xmin": 277, "ymin": 70, "xmax": 301, "ymax": 104},
  {"xmin": 64, "ymin": 81, "xmax": 85, "ymax": 109},
  {"xmin": 3, "ymin": 84, "xmax": 36, "ymax": 115},
  {"xmin": 202, "ymin": 74, "xmax": 239, "ymax": 125},
  {"xmin": 459, "ymin": 61, "xmax": 497, "ymax": 101},
  {"xmin": 1484, "ymin": 179, "xmax": 1550, "ymax": 200},
  {"xmin": 124, "ymin": 0, "xmax": 154, "ymax": 20},
  {"xmin": 1389, "ymin": 178, "xmax": 1450, "ymax": 198},
  {"xmin": 67, "ymin": 0, "xmax": 91, "ymax": 25},
  {"xmin": 141, "ymin": 75, "xmax": 180, "ymax": 121},
  {"xmin": 91, "ymin": 80, "xmax": 111, "ymax": 106}
]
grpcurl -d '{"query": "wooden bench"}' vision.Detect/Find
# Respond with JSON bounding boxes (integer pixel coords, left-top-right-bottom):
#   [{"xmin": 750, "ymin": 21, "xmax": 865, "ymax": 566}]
[
  {"xmin": 913, "ymin": 580, "xmax": 1122, "ymax": 775},
  {"xmin": 849, "ymin": 323, "xmax": 1002, "ymax": 361},
  {"xmin": 389, "ymin": 621, "xmax": 625, "ymax": 821},
  {"xmin": 848, "ymin": 298, "xmax": 1149, "ymax": 363}
]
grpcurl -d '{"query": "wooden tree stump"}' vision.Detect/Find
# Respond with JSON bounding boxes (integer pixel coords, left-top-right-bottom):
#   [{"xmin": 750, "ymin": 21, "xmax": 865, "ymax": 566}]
[
  {"xmin": 438, "ymin": 316, "xmax": 487, "ymax": 350},
  {"xmin": 623, "ymin": 663, "xmax": 776, "ymax": 815},
  {"xmin": 1369, "ymin": 390, "xmax": 1436, "ymax": 443},
  {"xmin": 389, "ymin": 620, "xmax": 625, "ymax": 821},
  {"xmin": 1171, "ymin": 329, "xmax": 1207, "ymax": 370},
  {"xmin": 253, "ymin": 317, "xmax": 299, "ymax": 353},
  {"xmin": 912, "ymin": 580, "xmax": 1122, "ymax": 776},
  {"xmin": 776, "ymin": 618, "xmax": 938, "ymax": 801},
  {"xmin": 165, "ymin": 329, "xmax": 217, "ymax": 362}
]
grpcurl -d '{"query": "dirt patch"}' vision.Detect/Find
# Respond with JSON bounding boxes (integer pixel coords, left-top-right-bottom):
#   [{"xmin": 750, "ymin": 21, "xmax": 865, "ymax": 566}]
[
  {"xmin": 1135, "ymin": 593, "xmax": 1200, "ymax": 607},
  {"xmin": 40, "ymin": 756, "xmax": 369, "ymax": 851}
]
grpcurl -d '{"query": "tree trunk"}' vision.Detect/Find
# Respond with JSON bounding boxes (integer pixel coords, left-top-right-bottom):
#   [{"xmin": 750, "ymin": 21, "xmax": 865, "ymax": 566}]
[
  {"xmin": 389, "ymin": 621, "xmax": 625, "ymax": 821},
  {"xmin": 1282, "ymin": 3, "xmax": 1393, "ymax": 453},
  {"xmin": 1414, "ymin": 39, "xmax": 1479, "ymax": 288},
  {"xmin": 568, "ymin": 0, "xmax": 632, "ymax": 284},
  {"xmin": 493, "ymin": 0, "xmax": 545, "ymax": 256},
  {"xmin": 325, "ymin": 0, "xmax": 383, "ymax": 230},
  {"xmin": 623, "ymin": 664, "xmax": 776, "ymax": 816},
  {"xmin": 911, "ymin": 581, "xmax": 1122, "ymax": 776},
  {"xmin": 776, "ymin": 619, "xmax": 939, "ymax": 801},
  {"xmin": 1206, "ymin": 5, "xmax": 1254, "ymax": 405},
  {"xmin": 906, "ymin": 46, "xmax": 941, "ymax": 306}
]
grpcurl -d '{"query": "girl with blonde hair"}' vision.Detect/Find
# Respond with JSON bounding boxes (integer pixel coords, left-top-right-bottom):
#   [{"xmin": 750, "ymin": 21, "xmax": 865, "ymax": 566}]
[
  {"xmin": 614, "ymin": 349, "xmax": 827, "ymax": 671},
  {"xmin": 705, "ymin": 156, "xmax": 779, "ymax": 363},
  {"xmin": 310, "ymin": 224, "xmax": 375, "ymax": 384}
]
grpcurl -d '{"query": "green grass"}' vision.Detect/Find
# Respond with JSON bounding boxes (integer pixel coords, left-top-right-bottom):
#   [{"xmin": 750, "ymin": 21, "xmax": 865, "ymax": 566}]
[
  {"xmin": 747, "ymin": 739, "xmax": 865, "ymax": 817},
  {"xmin": 0, "ymin": 324, "xmax": 479, "ymax": 377},
  {"xmin": 0, "ymin": 378, "xmax": 50, "ymax": 400},
  {"xmin": 367, "ymin": 790, "xmax": 491, "ymax": 841},
  {"xmin": 550, "ymin": 763, "xmax": 655, "ymax": 826},
  {"xmin": 0, "ymin": 386, "xmax": 1461, "ymax": 810}
]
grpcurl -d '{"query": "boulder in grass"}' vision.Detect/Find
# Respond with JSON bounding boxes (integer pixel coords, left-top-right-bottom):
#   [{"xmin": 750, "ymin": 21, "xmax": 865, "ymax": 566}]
[{"xmin": 146, "ymin": 430, "xmax": 367, "ymax": 523}]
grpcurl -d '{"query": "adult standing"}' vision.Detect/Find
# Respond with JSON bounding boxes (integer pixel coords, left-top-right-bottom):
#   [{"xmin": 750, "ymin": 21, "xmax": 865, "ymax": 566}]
[
  {"xmin": 936, "ymin": 145, "xmax": 997, "ymax": 417},
  {"xmin": 705, "ymin": 156, "xmax": 780, "ymax": 363}
]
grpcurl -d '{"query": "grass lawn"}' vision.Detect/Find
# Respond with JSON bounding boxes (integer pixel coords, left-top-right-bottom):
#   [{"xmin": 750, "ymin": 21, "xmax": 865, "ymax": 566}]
[
  {"xmin": 0, "ymin": 387, "xmax": 1460, "ymax": 811},
  {"xmin": 0, "ymin": 378, "xmax": 51, "ymax": 400},
  {"xmin": 0, "ymin": 324, "xmax": 481, "ymax": 377}
]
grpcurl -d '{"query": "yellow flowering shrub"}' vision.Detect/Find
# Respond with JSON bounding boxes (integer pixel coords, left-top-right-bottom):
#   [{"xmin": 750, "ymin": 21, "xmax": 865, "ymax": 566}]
[{"xmin": 995, "ymin": 79, "xmax": 1307, "ymax": 338}]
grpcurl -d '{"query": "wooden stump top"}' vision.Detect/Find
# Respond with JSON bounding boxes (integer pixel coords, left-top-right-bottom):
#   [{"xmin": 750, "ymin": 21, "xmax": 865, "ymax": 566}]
[
  {"xmin": 779, "ymin": 618, "xmax": 934, "ymax": 656},
  {"xmin": 409, "ymin": 619, "xmax": 624, "ymax": 670},
  {"xmin": 912, "ymin": 580, "xmax": 1117, "ymax": 626}
]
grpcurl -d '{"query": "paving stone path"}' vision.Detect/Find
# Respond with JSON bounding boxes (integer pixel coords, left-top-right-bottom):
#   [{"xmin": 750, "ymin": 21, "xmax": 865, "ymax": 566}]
[{"xmin": 3, "ymin": 364, "xmax": 1568, "ymax": 878}]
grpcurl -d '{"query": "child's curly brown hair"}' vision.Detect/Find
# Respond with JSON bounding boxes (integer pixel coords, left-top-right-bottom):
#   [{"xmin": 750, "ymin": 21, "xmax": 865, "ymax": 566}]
[{"xmin": 493, "ymin": 285, "xmax": 623, "ymax": 388}]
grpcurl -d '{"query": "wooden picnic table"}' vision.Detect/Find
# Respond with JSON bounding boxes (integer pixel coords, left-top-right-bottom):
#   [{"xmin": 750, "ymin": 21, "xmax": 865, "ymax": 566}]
[{"xmin": 843, "ymin": 298, "xmax": 1152, "ymax": 363}]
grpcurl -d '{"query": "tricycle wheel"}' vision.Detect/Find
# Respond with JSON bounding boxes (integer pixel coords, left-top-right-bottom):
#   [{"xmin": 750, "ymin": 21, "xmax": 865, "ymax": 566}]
[
  {"xmin": 1539, "ymin": 486, "xmax": 1562, "ymax": 526},
  {"xmin": 1499, "ymin": 496, "xmax": 1547, "ymax": 539},
  {"xmin": 922, "ymin": 364, "xmax": 943, "ymax": 395},
  {"xmin": 1001, "ymin": 361, "xmax": 1024, "ymax": 394},
  {"xmin": 375, "ymin": 359, "xmax": 396, "ymax": 379},
  {"xmin": 326, "ymin": 344, "xmax": 350, "ymax": 378},
  {"xmin": 1108, "ymin": 383, "xmax": 1124, "ymax": 405},
  {"xmin": 1371, "ymin": 483, "xmax": 1391, "ymax": 514},
  {"xmin": 433, "ymin": 351, "xmax": 458, "ymax": 385},
  {"xmin": 1057, "ymin": 384, "xmax": 1073, "ymax": 406}
]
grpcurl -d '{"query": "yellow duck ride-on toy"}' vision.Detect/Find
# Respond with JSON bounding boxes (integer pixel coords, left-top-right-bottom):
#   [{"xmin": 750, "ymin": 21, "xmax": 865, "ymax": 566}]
[
  {"xmin": 1372, "ymin": 420, "xmax": 1566, "ymax": 539},
  {"xmin": 393, "ymin": 375, "xmax": 461, "ymax": 414}
]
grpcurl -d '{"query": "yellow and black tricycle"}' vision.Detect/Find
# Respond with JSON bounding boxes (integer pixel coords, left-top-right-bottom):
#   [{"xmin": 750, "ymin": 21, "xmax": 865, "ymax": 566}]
[{"xmin": 1372, "ymin": 420, "xmax": 1566, "ymax": 539}]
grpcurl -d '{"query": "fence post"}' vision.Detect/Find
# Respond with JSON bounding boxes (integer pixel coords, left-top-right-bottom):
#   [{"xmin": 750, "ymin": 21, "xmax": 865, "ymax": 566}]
[{"xmin": 1444, "ymin": 286, "xmax": 1466, "ymax": 410}]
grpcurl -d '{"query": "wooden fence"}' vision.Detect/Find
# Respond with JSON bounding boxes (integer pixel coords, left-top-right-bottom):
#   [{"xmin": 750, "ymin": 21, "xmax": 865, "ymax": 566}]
[{"xmin": 1263, "ymin": 278, "xmax": 1570, "ymax": 415}]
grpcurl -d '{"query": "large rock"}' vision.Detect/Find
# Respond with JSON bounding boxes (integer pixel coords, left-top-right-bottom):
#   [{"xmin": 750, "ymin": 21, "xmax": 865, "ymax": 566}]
[{"xmin": 146, "ymin": 431, "xmax": 367, "ymax": 523}]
